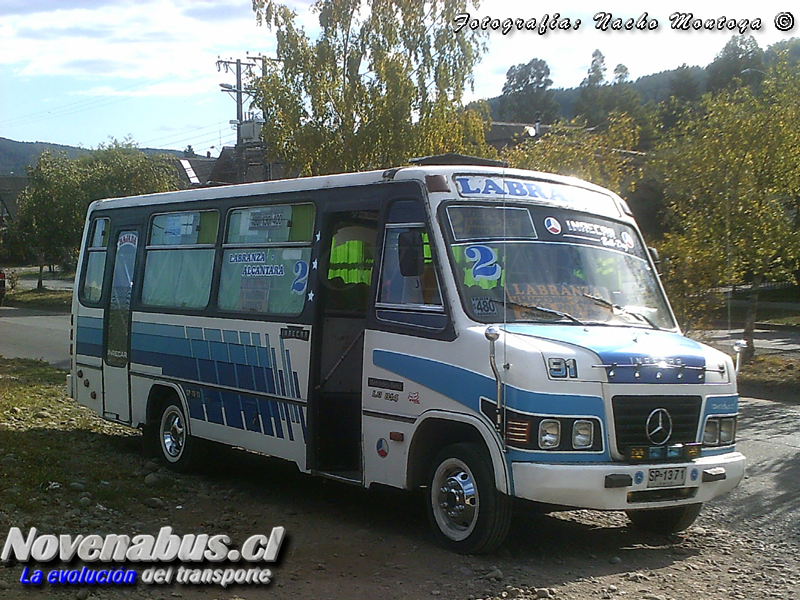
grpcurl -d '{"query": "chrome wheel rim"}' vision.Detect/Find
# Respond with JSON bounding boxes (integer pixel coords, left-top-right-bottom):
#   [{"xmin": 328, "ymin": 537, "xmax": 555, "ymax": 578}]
[
  {"xmin": 161, "ymin": 406, "xmax": 185, "ymax": 461},
  {"xmin": 431, "ymin": 458, "xmax": 479, "ymax": 541}
]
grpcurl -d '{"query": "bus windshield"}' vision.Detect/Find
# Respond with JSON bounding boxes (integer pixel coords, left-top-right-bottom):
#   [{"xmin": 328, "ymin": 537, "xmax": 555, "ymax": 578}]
[{"xmin": 444, "ymin": 203, "xmax": 675, "ymax": 330}]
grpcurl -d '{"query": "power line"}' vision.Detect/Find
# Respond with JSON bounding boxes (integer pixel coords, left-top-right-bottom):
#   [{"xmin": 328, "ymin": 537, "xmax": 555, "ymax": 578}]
[
  {"xmin": 0, "ymin": 76, "xmax": 174, "ymax": 129},
  {"xmin": 139, "ymin": 122, "xmax": 229, "ymax": 148}
]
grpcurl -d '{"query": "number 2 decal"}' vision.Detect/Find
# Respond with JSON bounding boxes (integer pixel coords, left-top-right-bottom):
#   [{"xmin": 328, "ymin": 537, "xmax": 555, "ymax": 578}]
[
  {"xmin": 465, "ymin": 245, "xmax": 502, "ymax": 281},
  {"xmin": 291, "ymin": 260, "xmax": 309, "ymax": 294}
]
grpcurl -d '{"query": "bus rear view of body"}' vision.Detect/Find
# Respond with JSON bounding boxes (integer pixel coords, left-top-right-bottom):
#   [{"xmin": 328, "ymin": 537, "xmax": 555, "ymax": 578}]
[{"xmin": 69, "ymin": 156, "xmax": 745, "ymax": 554}]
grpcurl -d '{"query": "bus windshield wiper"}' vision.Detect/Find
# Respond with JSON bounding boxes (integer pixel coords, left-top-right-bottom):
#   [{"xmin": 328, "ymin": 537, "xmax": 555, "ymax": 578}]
[
  {"xmin": 583, "ymin": 293, "xmax": 660, "ymax": 330},
  {"xmin": 503, "ymin": 300, "xmax": 585, "ymax": 325}
]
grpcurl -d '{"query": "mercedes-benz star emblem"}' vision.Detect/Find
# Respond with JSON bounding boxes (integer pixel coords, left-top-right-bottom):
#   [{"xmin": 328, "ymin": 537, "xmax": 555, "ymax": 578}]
[{"xmin": 646, "ymin": 408, "xmax": 673, "ymax": 445}]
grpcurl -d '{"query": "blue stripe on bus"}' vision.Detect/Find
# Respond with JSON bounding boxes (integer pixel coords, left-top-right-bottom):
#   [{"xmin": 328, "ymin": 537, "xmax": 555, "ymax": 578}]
[
  {"xmin": 77, "ymin": 315, "xmax": 103, "ymax": 329},
  {"xmin": 236, "ymin": 364, "xmax": 254, "ymax": 391},
  {"xmin": 284, "ymin": 403, "xmax": 294, "ymax": 441},
  {"xmin": 75, "ymin": 341, "xmax": 103, "ymax": 358},
  {"xmin": 245, "ymin": 345, "xmax": 259, "ymax": 367},
  {"xmin": 209, "ymin": 341, "xmax": 229, "ymax": 362},
  {"xmin": 298, "ymin": 403, "xmax": 307, "ymax": 439},
  {"xmin": 118, "ymin": 317, "xmax": 306, "ymax": 442},
  {"xmin": 293, "ymin": 372, "xmax": 301, "ymax": 401},
  {"xmin": 187, "ymin": 391, "xmax": 205, "ymax": 420},
  {"xmin": 258, "ymin": 398, "xmax": 275, "ymax": 437},
  {"xmin": 269, "ymin": 400, "xmax": 283, "ymax": 438},
  {"xmin": 242, "ymin": 397, "xmax": 260, "ymax": 433},
  {"xmin": 186, "ymin": 326, "xmax": 204, "ymax": 340},
  {"xmin": 285, "ymin": 349, "xmax": 296, "ymax": 398},
  {"xmin": 204, "ymin": 329, "xmax": 222, "ymax": 342},
  {"xmin": 197, "ymin": 359, "xmax": 217, "ymax": 384},
  {"xmin": 373, "ymin": 350, "xmax": 605, "ymax": 417},
  {"xmin": 229, "ymin": 343, "xmax": 246, "ymax": 365},
  {"xmin": 131, "ymin": 321, "xmax": 186, "ymax": 339},
  {"xmin": 217, "ymin": 362, "xmax": 236, "ymax": 387},
  {"xmin": 163, "ymin": 355, "xmax": 198, "ymax": 381},
  {"xmin": 190, "ymin": 339, "xmax": 210, "ymax": 360},
  {"xmin": 205, "ymin": 391, "xmax": 224, "ymax": 424},
  {"xmin": 131, "ymin": 333, "xmax": 192, "ymax": 358},
  {"xmin": 222, "ymin": 392, "xmax": 243, "ymax": 429}
]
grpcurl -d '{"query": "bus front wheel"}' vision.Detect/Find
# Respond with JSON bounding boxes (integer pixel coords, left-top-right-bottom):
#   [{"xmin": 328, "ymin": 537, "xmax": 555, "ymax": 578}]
[
  {"xmin": 426, "ymin": 443, "xmax": 512, "ymax": 554},
  {"xmin": 156, "ymin": 399, "xmax": 201, "ymax": 472}
]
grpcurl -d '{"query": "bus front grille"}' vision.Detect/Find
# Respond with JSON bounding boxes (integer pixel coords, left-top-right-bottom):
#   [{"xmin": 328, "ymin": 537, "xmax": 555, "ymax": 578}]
[{"xmin": 612, "ymin": 395, "xmax": 702, "ymax": 454}]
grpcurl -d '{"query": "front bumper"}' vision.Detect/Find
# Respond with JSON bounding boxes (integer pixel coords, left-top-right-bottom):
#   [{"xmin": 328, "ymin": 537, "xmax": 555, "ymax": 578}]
[{"xmin": 511, "ymin": 451, "xmax": 745, "ymax": 510}]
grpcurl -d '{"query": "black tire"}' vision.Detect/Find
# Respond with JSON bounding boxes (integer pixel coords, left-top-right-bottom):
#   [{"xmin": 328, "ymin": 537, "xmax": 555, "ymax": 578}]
[
  {"xmin": 155, "ymin": 399, "xmax": 202, "ymax": 472},
  {"xmin": 426, "ymin": 443, "xmax": 512, "ymax": 554},
  {"xmin": 626, "ymin": 503, "xmax": 702, "ymax": 534}
]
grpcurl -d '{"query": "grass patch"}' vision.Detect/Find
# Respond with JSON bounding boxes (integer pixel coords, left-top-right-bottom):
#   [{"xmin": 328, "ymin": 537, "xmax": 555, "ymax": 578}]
[
  {"xmin": 758, "ymin": 315, "xmax": 800, "ymax": 328},
  {"xmin": 3, "ymin": 287, "xmax": 72, "ymax": 310},
  {"xmin": 0, "ymin": 357, "xmax": 180, "ymax": 529},
  {"xmin": 737, "ymin": 354, "xmax": 800, "ymax": 401}
]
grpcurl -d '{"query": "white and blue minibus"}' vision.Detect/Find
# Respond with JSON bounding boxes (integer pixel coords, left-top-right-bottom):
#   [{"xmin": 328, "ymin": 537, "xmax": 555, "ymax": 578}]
[{"xmin": 69, "ymin": 155, "xmax": 744, "ymax": 553}]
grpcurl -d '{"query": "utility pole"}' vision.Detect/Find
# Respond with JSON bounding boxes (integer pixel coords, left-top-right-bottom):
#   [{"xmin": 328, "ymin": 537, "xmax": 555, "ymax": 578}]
[
  {"xmin": 217, "ymin": 56, "xmax": 258, "ymax": 183},
  {"xmin": 217, "ymin": 54, "xmax": 279, "ymax": 183}
]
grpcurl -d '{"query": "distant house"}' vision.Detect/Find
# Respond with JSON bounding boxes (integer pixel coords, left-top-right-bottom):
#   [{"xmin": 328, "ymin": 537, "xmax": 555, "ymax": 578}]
[
  {"xmin": 172, "ymin": 155, "xmax": 217, "ymax": 186},
  {"xmin": 207, "ymin": 146, "xmax": 291, "ymax": 185}
]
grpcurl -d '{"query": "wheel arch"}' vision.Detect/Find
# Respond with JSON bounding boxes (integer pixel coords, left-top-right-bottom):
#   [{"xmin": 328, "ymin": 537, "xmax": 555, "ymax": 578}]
[
  {"xmin": 144, "ymin": 382, "xmax": 190, "ymax": 433},
  {"xmin": 407, "ymin": 411, "xmax": 510, "ymax": 494}
]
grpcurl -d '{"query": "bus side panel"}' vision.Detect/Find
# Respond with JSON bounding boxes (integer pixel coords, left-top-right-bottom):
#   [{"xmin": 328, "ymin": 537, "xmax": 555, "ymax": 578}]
[
  {"xmin": 73, "ymin": 306, "xmax": 105, "ymax": 415},
  {"xmin": 362, "ymin": 330, "xmax": 509, "ymax": 493},
  {"xmin": 128, "ymin": 312, "xmax": 311, "ymax": 471}
]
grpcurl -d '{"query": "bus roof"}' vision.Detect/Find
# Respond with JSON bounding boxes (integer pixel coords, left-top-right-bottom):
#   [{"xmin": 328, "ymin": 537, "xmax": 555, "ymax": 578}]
[{"xmin": 86, "ymin": 163, "xmax": 626, "ymax": 218}]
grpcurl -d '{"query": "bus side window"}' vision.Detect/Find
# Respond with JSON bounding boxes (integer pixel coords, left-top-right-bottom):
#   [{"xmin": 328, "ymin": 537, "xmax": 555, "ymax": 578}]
[
  {"xmin": 141, "ymin": 210, "xmax": 218, "ymax": 310},
  {"xmin": 218, "ymin": 203, "xmax": 315, "ymax": 316},
  {"xmin": 325, "ymin": 223, "xmax": 376, "ymax": 314},
  {"xmin": 379, "ymin": 226, "xmax": 442, "ymax": 307},
  {"xmin": 80, "ymin": 217, "xmax": 110, "ymax": 305}
]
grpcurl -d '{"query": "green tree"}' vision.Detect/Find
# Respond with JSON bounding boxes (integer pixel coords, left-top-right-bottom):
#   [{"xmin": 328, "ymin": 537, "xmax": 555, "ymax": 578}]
[
  {"xmin": 572, "ymin": 51, "xmax": 653, "ymax": 149},
  {"xmin": 658, "ymin": 64, "xmax": 704, "ymax": 132},
  {"xmin": 7, "ymin": 141, "xmax": 179, "ymax": 289},
  {"xmin": 573, "ymin": 49, "xmax": 608, "ymax": 127},
  {"xmin": 669, "ymin": 63, "xmax": 701, "ymax": 103},
  {"xmin": 655, "ymin": 61, "xmax": 800, "ymax": 352},
  {"xmin": 250, "ymin": 0, "xmax": 493, "ymax": 175},
  {"xmin": 78, "ymin": 140, "xmax": 178, "ymax": 202},
  {"xmin": 498, "ymin": 58, "xmax": 559, "ymax": 124},
  {"xmin": 706, "ymin": 35, "xmax": 765, "ymax": 93},
  {"xmin": 10, "ymin": 152, "xmax": 84, "ymax": 288},
  {"xmin": 501, "ymin": 111, "xmax": 641, "ymax": 195}
]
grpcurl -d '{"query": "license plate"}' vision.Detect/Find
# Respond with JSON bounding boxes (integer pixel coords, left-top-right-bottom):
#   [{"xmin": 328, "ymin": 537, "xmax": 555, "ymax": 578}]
[{"xmin": 647, "ymin": 467, "xmax": 686, "ymax": 488}]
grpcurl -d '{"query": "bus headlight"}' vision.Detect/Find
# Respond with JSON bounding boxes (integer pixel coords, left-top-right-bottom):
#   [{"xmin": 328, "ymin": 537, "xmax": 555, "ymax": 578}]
[
  {"xmin": 703, "ymin": 419, "xmax": 719, "ymax": 445},
  {"xmin": 538, "ymin": 420, "xmax": 561, "ymax": 449},
  {"xmin": 572, "ymin": 420, "xmax": 594, "ymax": 449},
  {"xmin": 703, "ymin": 416, "xmax": 737, "ymax": 446},
  {"xmin": 719, "ymin": 417, "xmax": 736, "ymax": 444}
]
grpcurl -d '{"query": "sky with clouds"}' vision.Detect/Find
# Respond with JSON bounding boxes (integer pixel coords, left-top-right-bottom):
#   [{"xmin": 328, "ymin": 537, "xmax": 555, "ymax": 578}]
[{"xmin": 0, "ymin": 1, "xmax": 796, "ymax": 158}]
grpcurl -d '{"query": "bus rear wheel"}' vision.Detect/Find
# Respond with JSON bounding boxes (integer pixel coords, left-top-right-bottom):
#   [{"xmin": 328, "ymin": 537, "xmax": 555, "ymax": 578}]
[
  {"xmin": 626, "ymin": 503, "xmax": 702, "ymax": 534},
  {"xmin": 426, "ymin": 443, "xmax": 511, "ymax": 554},
  {"xmin": 156, "ymin": 399, "xmax": 201, "ymax": 472}
]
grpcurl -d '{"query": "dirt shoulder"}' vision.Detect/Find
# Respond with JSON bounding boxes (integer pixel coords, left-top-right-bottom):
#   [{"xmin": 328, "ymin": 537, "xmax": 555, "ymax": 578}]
[{"xmin": 0, "ymin": 358, "xmax": 797, "ymax": 600}]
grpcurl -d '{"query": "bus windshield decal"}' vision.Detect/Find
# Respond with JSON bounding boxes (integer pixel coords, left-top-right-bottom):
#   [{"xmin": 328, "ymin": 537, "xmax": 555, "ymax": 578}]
[{"xmin": 453, "ymin": 175, "xmax": 620, "ymax": 217}]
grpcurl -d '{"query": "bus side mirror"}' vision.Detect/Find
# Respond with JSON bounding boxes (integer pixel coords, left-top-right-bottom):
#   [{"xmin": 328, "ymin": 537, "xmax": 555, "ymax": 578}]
[
  {"xmin": 398, "ymin": 230, "xmax": 424, "ymax": 277},
  {"xmin": 648, "ymin": 246, "xmax": 661, "ymax": 274}
]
